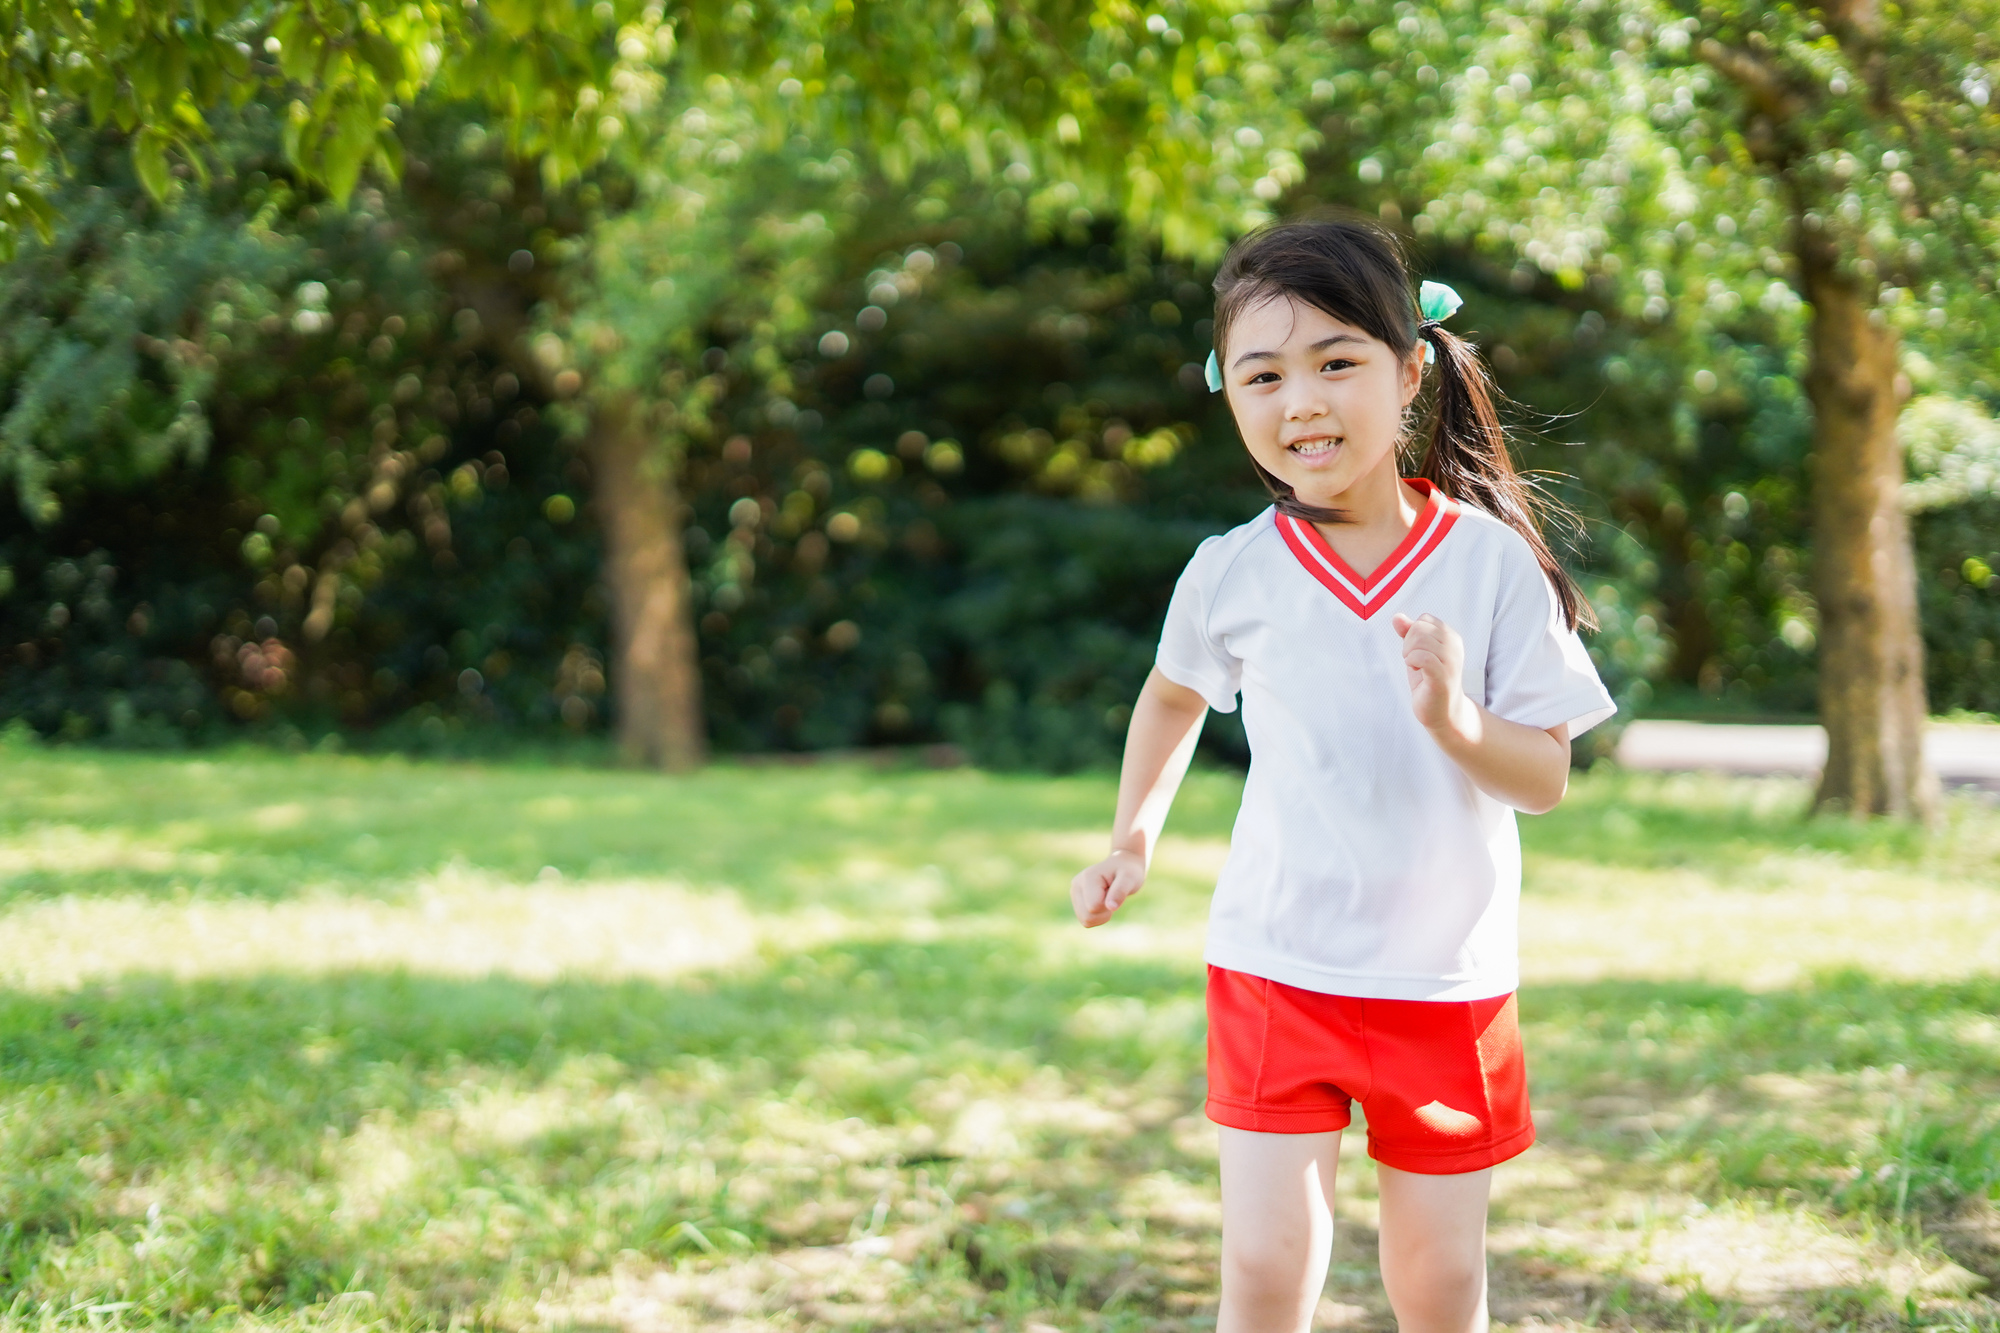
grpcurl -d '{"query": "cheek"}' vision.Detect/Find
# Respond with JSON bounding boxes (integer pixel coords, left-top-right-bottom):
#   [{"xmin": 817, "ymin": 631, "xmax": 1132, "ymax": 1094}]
[
  {"xmin": 1364, "ymin": 373, "xmax": 1413, "ymax": 428},
  {"xmin": 1231, "ymin": 397, "xmax": 1281, "ymax": 446}
]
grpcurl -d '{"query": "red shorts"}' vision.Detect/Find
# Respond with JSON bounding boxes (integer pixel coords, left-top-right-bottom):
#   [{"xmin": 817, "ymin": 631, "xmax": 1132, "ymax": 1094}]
[{"xmin": 1205, "ymin": 965, "xmax": 1534, "ymax": 1175}]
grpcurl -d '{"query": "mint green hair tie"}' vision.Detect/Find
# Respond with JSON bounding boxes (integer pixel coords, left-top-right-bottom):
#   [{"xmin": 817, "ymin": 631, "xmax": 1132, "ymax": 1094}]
[
  {"xmin": 1204, "ymin": 349, "xmax": 1222, "ymax": 392},
  {"xmin": 1417, "ymin": 280, "xmax": 1462, "ymax": 365}
]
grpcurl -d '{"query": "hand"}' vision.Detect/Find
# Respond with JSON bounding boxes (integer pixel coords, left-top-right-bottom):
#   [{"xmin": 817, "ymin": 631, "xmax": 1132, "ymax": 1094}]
[
  {"xmin": 1391, "ymin": 612, "xmax": 1467, "ymax": 733},
  {"xmin": 1071, "ymin": 849, "xmax": 1146, "ymax": 928}
]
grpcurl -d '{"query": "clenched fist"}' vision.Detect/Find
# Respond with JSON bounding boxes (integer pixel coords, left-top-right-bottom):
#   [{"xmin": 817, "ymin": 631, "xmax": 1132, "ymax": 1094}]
[
  {"xmin": 1070, "ymin": 848, "xmax": 1146, "ymax": 928},
  {"xmin": 1391, "ymin": 611, "xmax": 1467, "ymax": 732}
]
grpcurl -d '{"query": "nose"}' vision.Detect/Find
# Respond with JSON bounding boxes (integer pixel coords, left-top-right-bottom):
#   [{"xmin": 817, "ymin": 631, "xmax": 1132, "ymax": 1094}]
[{"xmin": 1283, "ymin": 381, "xmax": 1331, "ymax": 422}]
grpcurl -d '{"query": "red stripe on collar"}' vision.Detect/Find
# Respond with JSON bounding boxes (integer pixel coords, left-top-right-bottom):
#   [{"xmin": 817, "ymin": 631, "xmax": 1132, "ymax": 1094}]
[{"xmin": 1276, "ymin": 479, "xmax": 1461, "ymax": 619}]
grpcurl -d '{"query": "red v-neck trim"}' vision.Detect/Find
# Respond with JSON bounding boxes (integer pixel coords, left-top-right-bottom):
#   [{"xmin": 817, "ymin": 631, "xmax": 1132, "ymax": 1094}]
[{"xmin": 1276, "ymin": 478, "xmax": 1462, "ymax": 620}]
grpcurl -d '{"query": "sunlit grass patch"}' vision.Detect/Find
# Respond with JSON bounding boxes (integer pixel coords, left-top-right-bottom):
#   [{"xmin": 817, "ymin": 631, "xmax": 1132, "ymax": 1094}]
[
  {"xmin": 0, "ymin": 870, "xmax": 792, "ymax": 992},
  {"xmin": 1522, "ymin": 773, "xmax": 2000, "ymax": 990},
  {"xmin": 0, "ymin": 747, "xmax": 1238, "ymax": 913}
]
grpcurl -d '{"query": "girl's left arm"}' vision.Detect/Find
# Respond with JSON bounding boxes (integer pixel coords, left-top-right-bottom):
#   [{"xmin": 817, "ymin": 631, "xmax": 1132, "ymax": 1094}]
[{"xmin": 1392, "ymin": 612, "xmax": 1571, "ymax": 814}]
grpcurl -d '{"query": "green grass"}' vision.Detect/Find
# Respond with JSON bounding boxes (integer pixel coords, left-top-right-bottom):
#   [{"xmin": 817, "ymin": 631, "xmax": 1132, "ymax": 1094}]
[{"xmin": 2, "ymin": 743, "xmax": 1998, "ymax": 1331}]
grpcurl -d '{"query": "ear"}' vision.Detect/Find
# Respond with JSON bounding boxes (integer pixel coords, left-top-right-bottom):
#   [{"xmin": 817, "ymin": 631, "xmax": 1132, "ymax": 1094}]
[{"xmin": 1401, "ymin": 343, "xmax": 1425, "ymax": 406}]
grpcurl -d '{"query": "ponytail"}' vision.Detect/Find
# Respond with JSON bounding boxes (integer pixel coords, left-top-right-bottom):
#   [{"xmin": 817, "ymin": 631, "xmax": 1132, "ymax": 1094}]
[{"xmin": 1416, "ymin": 322, "xmax": 1594, "ymax": 631}]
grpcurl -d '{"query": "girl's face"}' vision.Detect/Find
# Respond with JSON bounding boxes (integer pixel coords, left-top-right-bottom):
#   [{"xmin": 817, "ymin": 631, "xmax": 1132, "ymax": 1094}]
[{"xmin": 1220, "ymin": 294, "xmax": 1424, "ymax": 506}]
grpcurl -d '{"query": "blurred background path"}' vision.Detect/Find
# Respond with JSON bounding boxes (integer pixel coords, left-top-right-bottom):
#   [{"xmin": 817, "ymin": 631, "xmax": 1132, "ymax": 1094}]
[{"xmin": 1618, "ymin": 720, "xmax": 2000, "ymax": 792}]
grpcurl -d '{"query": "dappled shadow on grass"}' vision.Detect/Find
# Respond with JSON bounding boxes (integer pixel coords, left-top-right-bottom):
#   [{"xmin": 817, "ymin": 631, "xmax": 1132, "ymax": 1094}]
[
  {"xmin": 0, "ymin": 933, "xmax": 1209, "ymax": 1327},
  {"xmin": 1524, "ymin": 972, "xmax": 2000, "ymax": 1262},
  {"xmin": 1482, "ymin": 1251, "xmax": 1927, "ymax": 1333},
  {"xmin": 1314, "ymin": 1218, "xmax": 1922, "ymax": 1333},
  {"xmin": 6, "ymin": 939, "xmax": 2000, "ymax": 1328}
]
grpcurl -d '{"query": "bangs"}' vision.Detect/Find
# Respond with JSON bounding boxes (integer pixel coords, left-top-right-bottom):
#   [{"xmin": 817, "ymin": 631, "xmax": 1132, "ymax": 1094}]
[
  {"xmin": 1215, "ymin": 279, "xmax": 1375, "ymax": 343},
  {"xmin": 1210, "ymin": 218, "xmax": 1418, "ymax": 365}
]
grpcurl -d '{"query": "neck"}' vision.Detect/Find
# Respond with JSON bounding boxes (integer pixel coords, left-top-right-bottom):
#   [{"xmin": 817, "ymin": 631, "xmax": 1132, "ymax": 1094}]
[{"xmin": 1304, "ymin": 453, "xmax": 1419, "ymax": 536}]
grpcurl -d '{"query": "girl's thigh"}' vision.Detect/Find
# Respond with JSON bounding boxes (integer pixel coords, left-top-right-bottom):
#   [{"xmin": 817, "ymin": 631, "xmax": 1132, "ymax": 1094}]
[{"xmin": 1218, "ymin": 1125, "xmax": 1343, "ymax": 1255}]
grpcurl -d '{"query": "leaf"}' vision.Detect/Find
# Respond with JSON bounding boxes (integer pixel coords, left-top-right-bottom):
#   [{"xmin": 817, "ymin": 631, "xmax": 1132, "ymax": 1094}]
[
  {"xmin": 96, "ymin": 5, "xmax": 128, "ymax": 52},
  {"xmin": 372, "ymin": 125, "xmax": 405, "ymax": 184},
  {"xmin": 269, "ymin": 11, "xmax": 304, "ymax": 76},
  {"xmin": 12, "ymin": 102, "xmax": 46, "ymax": 173},
  {"xmin": 316, "ymin": 101, "xmax": 380, "ymax": 202},
  {"xmin": 132, "ymin": 130, "xmax": 172, "ymax": 202},
  {"xmin": 358, "ymin": 30, "xmax": 409, "ymax": 84},
  {"xmin": 20, "ymin": 189, "xmax": 56, "ymax": 238},
  {"xmin": 129, "ymin": 49, "xmax": 162, "ymax": 116},
  {"xmin": 280, "ymin": 98, "xmax": 309, "ymax": 167},
  {"xmin": 659, "ymin": 1221, "xmax": 717, "ymax": 1254},
  {"xmin": 87, "ymin": 74, "xmax": 116, "ymax": 127}
]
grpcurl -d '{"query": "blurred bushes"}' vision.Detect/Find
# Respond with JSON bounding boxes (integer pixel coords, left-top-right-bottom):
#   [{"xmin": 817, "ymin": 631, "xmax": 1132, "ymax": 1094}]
[
  {"xmin": 0, "ymin": 111, "xmax": 613, "ymax": 750},
  {"xmin": 661, "ymin": 227, "xmax": 1265, "ymax": 767},
  {"xmin": 1917, "ymin": 497, "xmax": 2000, "ymax": 716},
  {"xmin": 2, "ymin": 113, "xmax": 1996, "ymax": 767}
]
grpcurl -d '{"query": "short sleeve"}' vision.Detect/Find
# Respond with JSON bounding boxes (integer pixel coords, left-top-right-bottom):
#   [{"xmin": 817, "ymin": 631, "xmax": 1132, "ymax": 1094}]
[
  {"xmin": 1156, "ymin": 537, "xmax": 1243, "ymax": 713},
  {"xmin": 1484, "ymin": 543, "xmax": 1616, "ymax": 736}
]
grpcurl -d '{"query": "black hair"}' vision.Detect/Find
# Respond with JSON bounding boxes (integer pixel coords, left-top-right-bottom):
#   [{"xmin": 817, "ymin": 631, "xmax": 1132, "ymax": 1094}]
[{"xmin": 1211, "ymin": 216, "xmax": 1594, "ymax": 632}]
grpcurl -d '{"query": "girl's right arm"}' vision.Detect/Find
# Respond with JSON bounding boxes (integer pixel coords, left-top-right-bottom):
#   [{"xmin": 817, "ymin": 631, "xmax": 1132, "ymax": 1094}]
[{"xmin": 1070, "ymin": 667, "xmax": 1210, "ymax": 928}]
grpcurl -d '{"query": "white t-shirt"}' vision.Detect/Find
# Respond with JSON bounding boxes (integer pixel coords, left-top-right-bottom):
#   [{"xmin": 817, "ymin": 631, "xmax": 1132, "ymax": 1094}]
[{"xmin": 1155, "ymin": 480, "xmax": 1615, "ymax": 1001}]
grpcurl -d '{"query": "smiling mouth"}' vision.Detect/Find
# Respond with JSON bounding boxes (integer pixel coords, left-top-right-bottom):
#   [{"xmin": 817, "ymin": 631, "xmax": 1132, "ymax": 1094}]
[{"xmin": 1286, "ymin": 436, "xmax": 1341, "ymax": 459}]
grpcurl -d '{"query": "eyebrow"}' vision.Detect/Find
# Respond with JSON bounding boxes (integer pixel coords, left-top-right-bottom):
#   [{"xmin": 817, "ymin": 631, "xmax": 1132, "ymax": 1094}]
[{"xmin": 1230, "ymin": 333, "xmax": 1369, "ymax": 369}]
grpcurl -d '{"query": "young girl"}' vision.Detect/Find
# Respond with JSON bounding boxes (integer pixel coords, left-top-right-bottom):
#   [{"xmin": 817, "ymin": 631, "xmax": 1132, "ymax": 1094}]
[{"xmin": 1070, "ymin": 219, "xmax": 1614, "ymax": 1333}]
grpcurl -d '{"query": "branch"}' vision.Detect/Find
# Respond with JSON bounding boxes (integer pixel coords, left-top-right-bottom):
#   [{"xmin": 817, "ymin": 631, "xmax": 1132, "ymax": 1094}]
[
  {"xmin": 1812, "ymin": 0, "xmax": 1897, "ymax": 118},
  {"xmin": 1697, "ymin": 38, "xmax": 1805, "ymax": 124},
  {"xmin": 1698, "ymin": 37, "xmax": 1812, "ymax": 172}
]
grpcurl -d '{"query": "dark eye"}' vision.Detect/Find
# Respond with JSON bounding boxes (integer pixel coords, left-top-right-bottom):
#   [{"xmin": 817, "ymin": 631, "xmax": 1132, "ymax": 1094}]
[
  {"xmin": 1321, "ymin": 358, "xmax": 1357, "ymax": 373},
  {"xmin": 1247, "ymin": 371, "xmax": 1280, "ymax": 385}
]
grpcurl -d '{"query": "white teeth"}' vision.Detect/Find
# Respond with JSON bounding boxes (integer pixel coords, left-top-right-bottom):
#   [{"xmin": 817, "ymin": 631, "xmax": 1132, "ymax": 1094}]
[{"xmin": 1289, "ymin": 439, "xmax": 1338, "ymax": 457}]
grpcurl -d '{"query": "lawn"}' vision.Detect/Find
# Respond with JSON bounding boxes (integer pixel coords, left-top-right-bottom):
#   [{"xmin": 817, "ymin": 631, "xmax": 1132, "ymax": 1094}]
[{"xmin": 2, "ymin": 741, "xmax": 1998, "ymax": 1332}]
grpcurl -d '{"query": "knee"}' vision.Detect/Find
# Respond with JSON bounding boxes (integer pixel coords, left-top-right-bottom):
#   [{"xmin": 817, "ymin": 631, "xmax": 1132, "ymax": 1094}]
[
  {"xmin": 1383, "ymin": 1243, "xmax": 1485, "ymax": 1324},
  {"xmin": 1222, "ymin": 1234, "xmax": 1314, "ymax": 1301}
]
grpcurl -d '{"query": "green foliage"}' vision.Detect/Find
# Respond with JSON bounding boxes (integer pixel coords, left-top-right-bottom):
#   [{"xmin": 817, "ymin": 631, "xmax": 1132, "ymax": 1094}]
[
  {"xmin": 1916, "ymin": 497, "xmax": 2000, "ymax": 714},
  {"xmin": 0, "ymin": 94, "xmax": 1270, "ymax": 764},
  {"xmin": 6, "ymin": 2, "xmax": 2000, "ymax": 755},
  {"xmin": 657, "ymin": 209, "xmax": 1265, "ymax": 766},
  {"xmin": 6, "ymin": 116, "xmax": 1997, "ymax": 756},
  {"xmin": 0, "ymin": 0, "xmax": 1308, "ymax": 267},
  {"xmin": 0, "ymin": 108, "xmax": 616, "ymax": 745},
  {"xmin": 0, "ymin": 0, "xmax": 678, "ymax": 247},
  {"xmin": 1249, "ymin": 0, "xmax": 2000, "ymax": 719},
  {"xmin": 0, "ymin": 134, "xmax": 282, "ymax": 521},
  {"xmin": 1273, "ymin": 0, "xmax": 2000, "ymax": 367}
]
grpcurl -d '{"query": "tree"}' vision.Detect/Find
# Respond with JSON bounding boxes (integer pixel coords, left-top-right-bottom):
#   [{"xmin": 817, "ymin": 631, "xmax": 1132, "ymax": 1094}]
[
  {"xmin": 1684, "ymin": 0, "xmax": 1999, "ymax": 819},
  {"xmin": 3, "ymin": 0, "xmax": 1324, "ymax": 766},
  {"xmin": 1273, "ymin": 0, "xmax": 2000, "ymax": 818},
  {"xmin": 0, "ymin": 121, "xmax": 1263, "ymax": 759},
  {"xmin": 487, "ymin": 4, "xmax": 1316, "ymax": 767}
]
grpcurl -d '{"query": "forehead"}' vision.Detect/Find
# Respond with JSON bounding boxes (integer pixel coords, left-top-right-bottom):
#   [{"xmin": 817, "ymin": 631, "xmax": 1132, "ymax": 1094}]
[{"xmin": 1227, "ymin": 293, "xmax": 1380, "ymax": 352}]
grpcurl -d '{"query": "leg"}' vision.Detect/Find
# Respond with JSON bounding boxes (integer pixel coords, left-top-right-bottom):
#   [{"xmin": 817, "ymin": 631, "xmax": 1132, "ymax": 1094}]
[
  {"xmin": 1375, "ymin": 1163, "xmax": 1491, "ymax": 1333},
  {"xmin": 1218, "ymin": 1126, "xmax": 1342, "ymax": 1333}
]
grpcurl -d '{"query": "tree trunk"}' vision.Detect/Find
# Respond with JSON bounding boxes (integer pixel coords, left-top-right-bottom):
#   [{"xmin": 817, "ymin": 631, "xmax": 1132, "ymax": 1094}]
[
  {"xmin": 588, "ymin": 392, "xmax": 706, "ymax": 770},
  {"xmin": 1795, "ymin": 223, "xmax": 1936, "ymax": 820}
]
